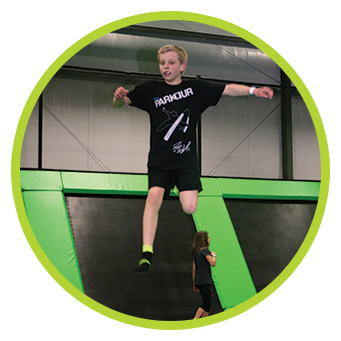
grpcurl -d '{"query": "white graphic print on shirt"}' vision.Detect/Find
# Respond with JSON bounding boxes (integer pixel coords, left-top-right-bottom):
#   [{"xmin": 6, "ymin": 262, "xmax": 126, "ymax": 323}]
[
  {"xmin": 153, "ymin": 87, "xmax": 194, "ymax": 108},
  {"xmin": 172, "ymin": 141, "xmax": 191, "ymax": 154},
  {"xmin": 157, "ymin": 107, "xmax": 191, "ymax": 142}
]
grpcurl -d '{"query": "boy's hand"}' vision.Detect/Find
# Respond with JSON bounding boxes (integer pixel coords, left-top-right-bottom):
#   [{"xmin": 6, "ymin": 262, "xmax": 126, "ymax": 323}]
[
  {"xmin": 113, "ymin": 87, "xmax": 131, "ymax": 107},
  {"xmin": 114, "ymin": 87, "xmax": 129, "ymax": 100},
  {"xmin": 193, "ymin": 286, "xmax": 199, "ymax": 293},
  {"xmin": 253, "ymin": 86, "xmax": 274, "ymax": 99}
]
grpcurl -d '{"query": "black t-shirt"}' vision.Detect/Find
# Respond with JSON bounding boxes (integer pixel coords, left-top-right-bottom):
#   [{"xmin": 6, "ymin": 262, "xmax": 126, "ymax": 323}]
[
  {"xmin": 194, "ymin": 248, "xmax": 213, "ymax": 285},
  {"xmin": 127, "ymin": 80, "xmax": 225, "ymax": 170}
]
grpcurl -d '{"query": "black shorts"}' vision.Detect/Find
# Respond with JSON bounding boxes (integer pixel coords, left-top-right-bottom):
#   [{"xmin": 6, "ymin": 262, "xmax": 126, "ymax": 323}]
[{"xmin": 148, "ymin": 167, "xmax": 202, "ymax": 195}]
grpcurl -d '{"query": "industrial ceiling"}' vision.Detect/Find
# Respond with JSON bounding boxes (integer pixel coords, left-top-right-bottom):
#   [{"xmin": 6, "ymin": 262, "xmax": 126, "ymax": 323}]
[{"xmin": 33, "ymin": 20, "xmax": 320, "ymax": 36}]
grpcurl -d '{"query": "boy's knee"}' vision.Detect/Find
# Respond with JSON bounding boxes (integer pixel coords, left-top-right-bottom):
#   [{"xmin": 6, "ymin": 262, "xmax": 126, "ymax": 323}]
[
  {"xmin": 182, "ymin": 201, "xmax": 197, "ymax": 214},
  {"xmin": 179, "ymin": 190, "xmax": 198, "ymax": 214},
  {"xmin": 146, "ymin": 187, "xmax": 164, "ymax": 208}
]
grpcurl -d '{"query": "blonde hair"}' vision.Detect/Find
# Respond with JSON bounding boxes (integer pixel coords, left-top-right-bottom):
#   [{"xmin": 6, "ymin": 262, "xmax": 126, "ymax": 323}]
[{"xmin": 157, "ymin": 45, "xmax": 188, "ymax": 75}]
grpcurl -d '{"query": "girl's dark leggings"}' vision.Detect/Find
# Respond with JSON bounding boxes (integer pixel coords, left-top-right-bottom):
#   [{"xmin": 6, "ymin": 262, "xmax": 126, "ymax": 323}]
[{"xmin": 196, "ymin": 284, "xmax": 211, "ymax": 312}]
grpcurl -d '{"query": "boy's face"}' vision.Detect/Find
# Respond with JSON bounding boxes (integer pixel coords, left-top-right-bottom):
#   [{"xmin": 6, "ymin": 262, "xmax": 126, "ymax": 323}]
[{"xmin": 159, "ymin": 51, "xmax": 186, "ymax": 85}]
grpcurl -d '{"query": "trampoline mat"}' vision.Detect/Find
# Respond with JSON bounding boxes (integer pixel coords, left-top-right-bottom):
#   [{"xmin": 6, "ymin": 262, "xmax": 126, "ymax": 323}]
[
  {"xmin": 225, "ymin": 199, "xmax": 317, "ymax": 292},
  {"xmin": 66, "ymin": 194, "xmax": 222, "ymax": 321}
]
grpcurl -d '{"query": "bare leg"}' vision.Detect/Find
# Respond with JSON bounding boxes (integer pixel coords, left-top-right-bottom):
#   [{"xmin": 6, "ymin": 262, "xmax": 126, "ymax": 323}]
[
  {"xmin": 194, "ymin": 307, "xmax": 205, "ymax": 319},
  {"xmin": 142, "ymin": 188, "xmax": 197, "ymax": 246},
  {"xmin": 143, "ymin": 186, "xmax": 165, "ymax": 246},
  {"xmin": 136, "ymin": 186, "xmax": 165, "ymax": 274},
  {"xmin": 179, "ymin": 190, "xmax": 198, "ymax": 214}
]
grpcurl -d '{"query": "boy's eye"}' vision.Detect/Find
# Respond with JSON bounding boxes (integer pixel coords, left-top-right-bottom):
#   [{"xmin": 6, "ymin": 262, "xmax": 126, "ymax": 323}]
[{"xmin": 160, "ymin": 60, "xmax": 176, "ymax": 66}]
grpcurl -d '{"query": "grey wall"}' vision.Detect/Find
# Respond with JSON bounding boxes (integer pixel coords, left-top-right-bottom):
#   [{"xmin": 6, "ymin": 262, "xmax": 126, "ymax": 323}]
[{"xmin": 20, "ymin": 21, "xmax": 321, "ymax": 181}]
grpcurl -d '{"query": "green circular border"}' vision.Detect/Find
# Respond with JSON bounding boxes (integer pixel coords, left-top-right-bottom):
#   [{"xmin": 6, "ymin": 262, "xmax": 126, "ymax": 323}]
[{"xmin": 11, "ymin": 11, "xmax": 330, "ymax": 330}]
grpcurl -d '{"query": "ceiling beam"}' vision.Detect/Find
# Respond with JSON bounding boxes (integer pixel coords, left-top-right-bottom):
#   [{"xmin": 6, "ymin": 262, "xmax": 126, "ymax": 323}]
[{"xmin": 229, "ymin": 20, "xmax": 320, "ymax": 37}]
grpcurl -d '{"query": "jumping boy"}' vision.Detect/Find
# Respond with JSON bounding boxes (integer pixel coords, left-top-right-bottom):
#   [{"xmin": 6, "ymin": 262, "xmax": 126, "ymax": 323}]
[{"xmin": 113, "ymin": 45, "xmax": 273, "ymax": 273}]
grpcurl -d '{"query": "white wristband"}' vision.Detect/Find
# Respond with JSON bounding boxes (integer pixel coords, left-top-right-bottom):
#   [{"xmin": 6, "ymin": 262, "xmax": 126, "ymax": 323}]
[{"xmin": 249, "ymin": 87, "xmax": 256, "ymax": 95}]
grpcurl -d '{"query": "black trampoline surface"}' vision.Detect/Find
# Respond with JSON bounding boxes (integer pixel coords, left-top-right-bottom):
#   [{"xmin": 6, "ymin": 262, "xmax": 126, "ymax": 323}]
[
  {"xmin": 225, "ymin": 199, "xmax": 317, "ymax": 292},
  {"xmin": 32, "ymin": 195, "xmax": 320, "ymax": 321},
  {"xmin": 66, "ymin": 195, "xmax": 223, "ymax": 321}
]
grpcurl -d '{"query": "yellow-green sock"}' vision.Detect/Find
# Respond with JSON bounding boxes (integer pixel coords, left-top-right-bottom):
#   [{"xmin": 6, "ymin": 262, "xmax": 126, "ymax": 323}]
[
  {"xmin": 141, "ymin": 244, "xmax": 153, "ymax": 264},
  {"xmin": 142, "ymin": 245, "xmax": 153, "ymax": 254}
]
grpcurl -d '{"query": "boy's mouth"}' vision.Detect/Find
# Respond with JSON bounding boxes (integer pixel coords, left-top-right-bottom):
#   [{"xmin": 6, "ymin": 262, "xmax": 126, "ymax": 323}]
[{"xmin": 164, "ymin": 71, "xmax": 171, "ymax": 76}]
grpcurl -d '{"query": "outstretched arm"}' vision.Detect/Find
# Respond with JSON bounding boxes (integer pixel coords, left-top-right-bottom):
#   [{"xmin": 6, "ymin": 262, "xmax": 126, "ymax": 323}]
[
  {"xmin": 113, "ymin": 86, "xmax": 132, "ymax": 108},
  {"xmin": 223, "ymin": 84, "xmax": 273, "ymax": 99}
]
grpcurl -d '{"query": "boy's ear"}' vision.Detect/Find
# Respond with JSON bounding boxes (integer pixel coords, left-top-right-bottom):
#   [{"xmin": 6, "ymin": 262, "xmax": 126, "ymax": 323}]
[{"xmin": 180, "ymin": 63, "xmax": 187, "ymax": 72}]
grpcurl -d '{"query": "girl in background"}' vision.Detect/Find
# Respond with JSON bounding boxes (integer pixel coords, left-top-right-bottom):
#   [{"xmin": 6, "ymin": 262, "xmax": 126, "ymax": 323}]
[{"xmin": 191, "ymin": 231, "xmax": 216, "ymax": 318}]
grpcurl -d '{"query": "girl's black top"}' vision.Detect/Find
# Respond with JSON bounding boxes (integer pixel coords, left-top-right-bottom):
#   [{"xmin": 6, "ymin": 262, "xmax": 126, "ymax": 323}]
[{"xmin": 194, "ymin": 247, "xmax": 213, "ymax": 285}]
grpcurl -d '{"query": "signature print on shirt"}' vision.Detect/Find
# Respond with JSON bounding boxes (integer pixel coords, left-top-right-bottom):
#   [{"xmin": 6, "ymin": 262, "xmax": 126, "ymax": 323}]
[
  {"xmin": 172, "ymin": 141, "xmax": 191, "ymax": 154},
  {"xmin": 157, "ymin": 107, "xmax": 190, "ymax": 142}
]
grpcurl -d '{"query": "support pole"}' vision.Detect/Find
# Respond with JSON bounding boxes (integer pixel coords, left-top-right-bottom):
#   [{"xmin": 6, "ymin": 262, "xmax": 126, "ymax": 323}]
[
  {"xmin": 38, "ymin": 93, "xmax": 43, "ymax": 169},
  {"xmin": 197, "ymin": 116, "xmax": 202, "ymax": 173},
  {"xmin": 281, "ymin": 70, "xmax": 293, "ymax": 180}
]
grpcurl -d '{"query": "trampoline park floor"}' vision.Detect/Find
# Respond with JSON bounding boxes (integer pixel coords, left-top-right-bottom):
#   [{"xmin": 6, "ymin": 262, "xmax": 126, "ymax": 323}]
[{"xmin": 20, "ymin": 170, "xmax": 320, "ymax": 321}]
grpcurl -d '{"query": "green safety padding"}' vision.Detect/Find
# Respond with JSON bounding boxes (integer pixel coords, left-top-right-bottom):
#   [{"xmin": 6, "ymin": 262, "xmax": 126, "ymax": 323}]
[
  {"xmin": 192, "ymin": 196, "xmax": 257, "ymax": 310},
  {"xmin": 22, "ymin": 190, "xmax": 83, "ymax": 292},
  {"xmin": 61, "ymin": 172, "xmax": 149, "ymax": 195},
  {"xmin": 42, "ymin": 311, "xmax": 112, "ymax": 322},
  {"xmin": 199, "ymin": 177, "xmax": 223, "ymax": 197},
  {"xmin": 219, "ymin": 178, "xmax": 320, "ymax": 200},
  {"xmin": 231, "ymin": 306, "xmax": 320, "ymax": 321},
  {"xmin": 20, "ymin": 170, "xmax": 63, "ymax": 191}
]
